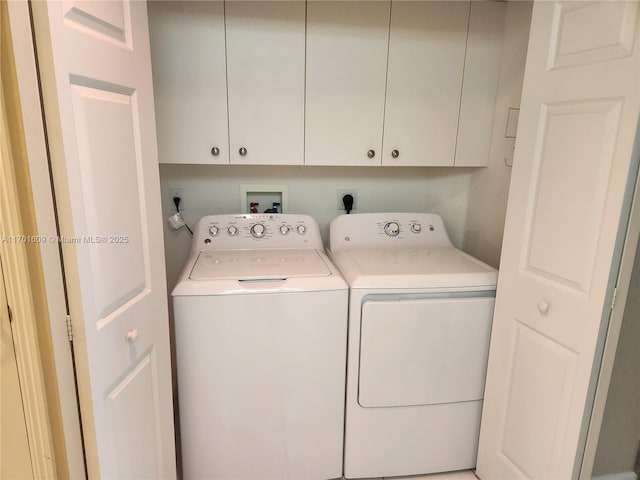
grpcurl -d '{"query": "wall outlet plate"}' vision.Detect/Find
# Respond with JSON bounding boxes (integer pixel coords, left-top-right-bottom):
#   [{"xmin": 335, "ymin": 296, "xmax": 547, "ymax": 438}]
[{"xmin": 337, "ymin": 189, "xmax": 358, "ymax": 211}]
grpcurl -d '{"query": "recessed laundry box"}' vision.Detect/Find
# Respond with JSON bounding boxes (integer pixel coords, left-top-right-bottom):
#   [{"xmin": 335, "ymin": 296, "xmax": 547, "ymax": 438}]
[
  {"xmin": 328, "ymin": 212, "xmax": 498, "ymax": 479},
  {"xmin": 172, "ymin": 214, "xmax": 348, "ymax": 480}
]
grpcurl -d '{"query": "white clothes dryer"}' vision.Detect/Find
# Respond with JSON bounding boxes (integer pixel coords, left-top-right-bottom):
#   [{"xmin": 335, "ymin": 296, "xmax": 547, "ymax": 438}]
[
  {"xmin": 173, "ymin": 214, "xmax": 348, "ymax": 480},
  {"xmin": 328, "ymin": 213, "xmax": 498, "ymax": 479}
]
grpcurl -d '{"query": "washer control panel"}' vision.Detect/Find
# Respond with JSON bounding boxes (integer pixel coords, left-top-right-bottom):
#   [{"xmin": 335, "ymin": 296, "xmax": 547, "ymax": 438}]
[
  {"xmin": 329, "ymin": 213, "xmax": 453, "ymax": 252},
  {"xmin": 380, "ymin": 220, "xmax": 435, "ymax": 238},
  {"xmin": 193, "ymin": 214, "xmax": 321, "ymax": 251}
]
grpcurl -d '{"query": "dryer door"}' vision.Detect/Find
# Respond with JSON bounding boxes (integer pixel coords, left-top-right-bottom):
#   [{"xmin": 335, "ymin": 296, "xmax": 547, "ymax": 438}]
[{"xmin": 359, "ymin": 295, "xmax": 495, "ymax": 408}]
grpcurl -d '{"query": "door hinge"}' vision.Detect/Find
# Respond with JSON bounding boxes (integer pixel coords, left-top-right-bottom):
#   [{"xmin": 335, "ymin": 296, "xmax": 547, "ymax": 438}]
[
  {"xmin": 65, "ymin": 314, "xmax": 73, "ymax": 342},
  {"xmin": 610, "ymin": 288, "xmax": 618, "ymax": 311}
]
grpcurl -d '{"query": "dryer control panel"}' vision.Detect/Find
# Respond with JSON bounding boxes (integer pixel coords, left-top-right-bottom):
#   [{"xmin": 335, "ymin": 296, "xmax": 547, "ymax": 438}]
[
  {"xmin": 192, "ymin": 214, "xmax": 323, "ymax": 252},
  {"xmin": 329, "ymin": 213, "xmax": 453, "ymax": 252}
]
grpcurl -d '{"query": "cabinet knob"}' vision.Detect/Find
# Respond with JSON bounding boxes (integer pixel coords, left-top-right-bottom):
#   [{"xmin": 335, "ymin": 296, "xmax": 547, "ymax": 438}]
[
  {"xmin": 391, "ymin": 149, "xmax": 400, "ymax": 158},
  {"xmin": 211, "ymin": 146, "xmax": 220, "ymax": 156},
  {"xmin": 125, "ymin": 329, "xmax": 139, "ymax": 343},
  {"xmin": 367, "ymin": 149, "xmax": 376, "ymax": 159},
  {"xmin": 239, "ymin": 147, "xmax": 247, "ymax": 156}
]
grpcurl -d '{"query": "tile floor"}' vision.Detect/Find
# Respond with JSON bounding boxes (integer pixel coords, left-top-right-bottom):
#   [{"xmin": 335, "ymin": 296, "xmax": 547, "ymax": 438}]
[
  {"xmin": 376, "ymin": 470, "xmax": 479, "ymax": 480},
  {"xmin": 345, "ymin": 470, "xmax": 479, "ymax": 480}
]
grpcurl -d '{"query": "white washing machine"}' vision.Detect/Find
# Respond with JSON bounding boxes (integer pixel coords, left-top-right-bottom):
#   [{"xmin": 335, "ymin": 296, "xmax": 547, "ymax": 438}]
[
  {"xmin": 328, "ymin": 213, "xmax": 498, "ymax": 479},
  {"xmin": 172, "ymin": 214, "xmax": 348, "ymax": 480}
]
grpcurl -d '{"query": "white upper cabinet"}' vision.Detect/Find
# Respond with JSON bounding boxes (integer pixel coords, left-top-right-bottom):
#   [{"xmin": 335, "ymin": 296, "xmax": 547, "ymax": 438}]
[
  {"xmin": 305, "ymin": 1, "xmax": 391, "ymax": 166},
  {"xmin": 149, "ymin": 1, "xmax": 229, "ymax": 164},
  {"xmin": 455, "ymin": 2, "xmax": 505, "ymax": 167},
  {"xmin": 226, "ymin": 1, "xmax": 305, "ymax": 165},
  {"xmin": 149, "ymin": 0, "xmax": 504, "ymax": 167},
  {"xmin": 382, "ymin": 1, "xmax": 470, "ymax": 167}
]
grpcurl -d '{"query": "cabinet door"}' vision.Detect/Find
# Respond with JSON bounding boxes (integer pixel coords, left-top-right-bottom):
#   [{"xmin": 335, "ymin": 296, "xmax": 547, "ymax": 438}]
[
  {"xmin": 226, "ymin": 1, "xmax": 305, "ymax": 165},
  {"xmin": 305, "ymin": 1, "xmax": 391, "ymax": 166},
  {"xmin": 382, "ymin": 1, "xmax": 470, "ymax": 167},
  {"xmin": 148, "ymin": 1, "xmax": 229, "ymax": 164},
  {"xmin": 455, "ymin": 2, "xmax": 505, "ymax": 167}
]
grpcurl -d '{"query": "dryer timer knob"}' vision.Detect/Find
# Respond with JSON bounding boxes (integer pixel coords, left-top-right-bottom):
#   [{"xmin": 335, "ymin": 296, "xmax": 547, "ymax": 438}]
[
  {"xmin": 384, "ymin": 222, "xmax": 400, "ymax": 237},
  {"xmin": 227, "ymin": 225, "xmax": 239, "ymax": 236},
  {"xmin": 296, "ymin": 225, "xmax": 307, "ymax": 235}
]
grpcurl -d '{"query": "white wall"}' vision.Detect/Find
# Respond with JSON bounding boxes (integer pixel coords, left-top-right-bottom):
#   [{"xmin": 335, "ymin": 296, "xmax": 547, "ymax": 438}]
[
  {"xmin": 464, "ymin": 0, "xmax": 533, "ymax": 268},
  {"xmin": 160, "ymin": 165, "xmax": 475, "ymax": 291}
]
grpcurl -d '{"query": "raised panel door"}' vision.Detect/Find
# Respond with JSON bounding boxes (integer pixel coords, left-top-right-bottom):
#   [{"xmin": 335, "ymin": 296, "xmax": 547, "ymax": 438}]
[
  {"xmin": 476, "ymin": 2, "xmax": 640, "ymax": 478},
  {"xmin": 32, "ymin": 1, "xmax": 176, "ymax": 477}
]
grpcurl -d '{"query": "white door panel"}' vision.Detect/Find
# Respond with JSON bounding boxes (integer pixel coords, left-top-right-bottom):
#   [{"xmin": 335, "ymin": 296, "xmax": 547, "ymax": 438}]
[
  {"xmin": 106, "ymin": 354, "xmax": 161, "ymax": 479},
  {"xmin": 60, "ymin": 0, "xmax": 129, "ymax": 44},
  {"xmin": 548, "ymin": 1, "xmax": 638, "ymax": 69},
  {"xmin": 524, "ymin": 100, "xmax": 622, "ymax": 294},
  {"xmin": 32, "ymin": 0, "xmax": 175, "ymax": 477},
  {"xmin": 477, "ymin": 2, "xmax": 639, "ymax": 479}
]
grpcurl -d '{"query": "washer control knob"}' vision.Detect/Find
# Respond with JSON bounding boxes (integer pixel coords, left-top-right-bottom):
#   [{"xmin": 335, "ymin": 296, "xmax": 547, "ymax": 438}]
[
  {"xmin": 208, "ymin": 226, "xmax": 219, "ymax": 236},
  {"xmin": 410, "ymin": 223, "xmax": 422, "ymax": 233},
  {"xmin": 227, "ymin": 225, "xmax": 239, "ymax": 236},
  {"xmin": 384, "ymin": 222, "xmax": 400, "ymax": 237},
  {"xmin": 280, "ymin": 225, "xmax": 290, "ymax": 235},
  {"xmin": 250, "ymin": 223, "xmax": 266, "ymax": 238},
  {"xmin": 296, "ymin": 225, "xmax": 307, "ymax": 235}
]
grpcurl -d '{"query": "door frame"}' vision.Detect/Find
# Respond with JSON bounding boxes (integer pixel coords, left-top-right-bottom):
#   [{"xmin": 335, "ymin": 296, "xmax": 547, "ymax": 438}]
[
  {"xmin": 4, "ymin": 0, "xmax": 85, "ymax": 477},
  {"xmin": 5, "ymin": 0, "xmax": 638, "ymax": 478},
  {"xmin": 0, "ymin": 22, "xmax": 56, "ymax": 480},
  {"xmin": 580, "ymin": 123, "xmax": 640, "ymax": 478}
]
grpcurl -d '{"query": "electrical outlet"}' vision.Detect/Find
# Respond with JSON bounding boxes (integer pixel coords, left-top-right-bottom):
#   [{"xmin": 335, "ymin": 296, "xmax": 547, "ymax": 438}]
[
  {"xmin": 169, "ymin": 187, "xmax": 184, "ymax": 210},
  {"xmin": 337, "ymin": 189, "xmax": 358, "ymax": 211}
]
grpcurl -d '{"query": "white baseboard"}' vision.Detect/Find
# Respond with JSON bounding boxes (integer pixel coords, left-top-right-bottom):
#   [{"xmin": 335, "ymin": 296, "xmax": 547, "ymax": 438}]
[{"xmin": 592, "ymin": 472, "xmax": 638, "ymax": 480}]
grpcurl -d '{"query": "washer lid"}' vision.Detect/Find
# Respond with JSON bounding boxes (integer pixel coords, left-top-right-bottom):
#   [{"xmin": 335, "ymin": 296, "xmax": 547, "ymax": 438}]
[
  {"xmin": 189, "ymin": 248, "xmax": 332, "ymax": 280},
  {"xmin": 332, "ymin": 247, "xmax": 497, "ymax": 289}
]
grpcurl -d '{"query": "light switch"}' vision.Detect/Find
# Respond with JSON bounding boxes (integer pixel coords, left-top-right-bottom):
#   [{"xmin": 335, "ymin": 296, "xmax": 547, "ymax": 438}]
[{"xmin": 505, "ymin": 107, "xmax": 520, "ymax": 139}]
